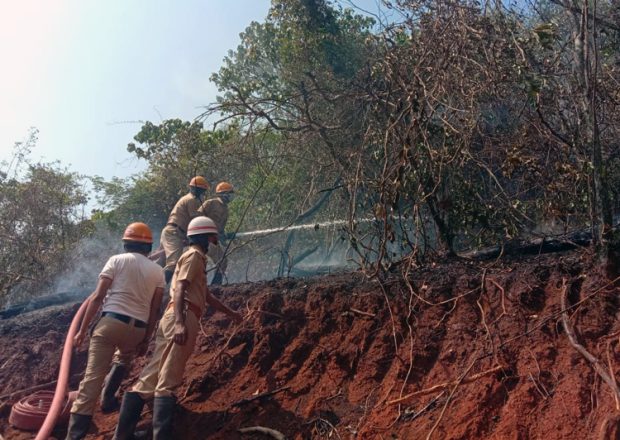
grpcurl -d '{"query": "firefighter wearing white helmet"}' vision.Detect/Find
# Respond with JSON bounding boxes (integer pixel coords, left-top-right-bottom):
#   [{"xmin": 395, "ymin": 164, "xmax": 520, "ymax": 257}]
[
  {"xmin": 114, "ymin": 216, "xmax": 243, "ymax": 440},
  {"xmin": 200, "ymin": 181, "xmax": 234, "ymax": 285},
  {"xmin": 160, "ymin": 176, "xmax": 210, "ymax": 284}
]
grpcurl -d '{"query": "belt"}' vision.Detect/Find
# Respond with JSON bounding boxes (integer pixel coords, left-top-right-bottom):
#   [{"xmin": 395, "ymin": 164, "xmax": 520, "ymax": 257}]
[
  {"xmin": 167, "ymin": 301, "xmax": 202, "ymax": 320},
  {"xmin": 101, "ymin": 312, "xmax": 147, "ymax": 328},
  {"xmin": 166, "ymin": 222, "xmax": 187, "ymax": 235}
]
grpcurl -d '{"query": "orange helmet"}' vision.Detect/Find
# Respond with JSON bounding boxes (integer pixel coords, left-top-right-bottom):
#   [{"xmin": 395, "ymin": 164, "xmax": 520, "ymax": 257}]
[
  {"xmin": 215, "ymin": 181, "xmax": 234, "ymax": 194},
  {"xmin": 189, "ymin": 176, "xmax": 210, "ymax": 190},
  {"xmin": 122, "ymin": 222, "xmax": 153, "ymax": 244}
]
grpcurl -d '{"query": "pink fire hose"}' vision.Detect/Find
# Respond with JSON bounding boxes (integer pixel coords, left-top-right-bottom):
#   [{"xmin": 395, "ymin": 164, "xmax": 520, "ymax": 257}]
[{"xmin": 30, "ymin": 298, "xmax": 90, "ymax": 440}]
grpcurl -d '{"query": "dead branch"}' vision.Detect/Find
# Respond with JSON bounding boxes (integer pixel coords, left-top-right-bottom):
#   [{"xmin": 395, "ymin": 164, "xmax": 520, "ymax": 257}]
[
  {"xmin": 377, "ymin": 280, "xmax": 399, "ymax": 362},
  {"xmin": 560, "ymin": 278, "xmax": 620, "ymax": 411},
  {"xmin": 185, "ymin": 321, "xmax": 246, "ymax": 401},
  {"xmin": 598, "ymin": 415, "xmax": 620, "ymax": 440},
  {"xmin": 387, "ymin": 365, "xmax": 503, "ymax": 405},
  {"xmin": 477, "ymin": 269, "xmax": 496, "ymax": 360},
  {"xmin": 600, "ymin": 329, "xmax": 620, "ymax": 341},
  {"xmin": 526, "ymin": 348, "xmax": 551, "ymax": 399},
  {"xmin": 307, "ymin": 416, "xmax": 342, "ymax": 439},
  {"xmin": 231, "ymin": 386, "xmax": 290, "ymax": 408},
  {"xmin": 499, "ymin": 275, "xmax": 620, "ymax": 349},
  {"xmin": 402, "ymin": 391, "xmax": 446, "ymax": 422},
  {"xmin": 251, "ymin": 310, "xmax": 284, "ymax": 319},
  {"xmin": 349, "ymin": 307, "xmax": 376, "ymax": 318},
  {"xmin": 488, "ymin": 279, "xmax": 508, "ymax": 324},
  {"xmin": 607, "ymin": 341, "xmax": 620, "ymax": 411},
  {"xmin": 546, "ymin": 0, "xmax": 620, "ymax": 32},
  {"xmin": 528, "ymin": 372, "xmax": 550, "ymax": 400},
  {"xmin": 425, "ymin": 358, "xmax": 479, "ymax": 440},
  {"xmin": 238, "ymin": 426, "xmax": 286, "ymax": 440}
]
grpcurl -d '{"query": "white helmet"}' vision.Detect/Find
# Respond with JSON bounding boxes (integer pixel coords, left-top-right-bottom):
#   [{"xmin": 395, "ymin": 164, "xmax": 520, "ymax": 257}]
[{"xmin": 187, "ymin": 216, "xmax": 218, "ymax": 236}]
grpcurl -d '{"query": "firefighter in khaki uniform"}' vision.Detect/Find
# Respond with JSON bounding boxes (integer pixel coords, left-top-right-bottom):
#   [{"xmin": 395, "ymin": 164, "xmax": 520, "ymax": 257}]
[
  {"xmin": 161, "ymin": 176, "xmax": 209, "ymax": 284},
  {"xmin": 113, "ymin": 216, "xmax": 243, "ymax": 440},
  {"xmin": 65, "ymin": 223, "xmax": 165, "ymax": 440},
  {"xmin": 200, "ymin": 181, "xmax": 234, "ymax": 285}
]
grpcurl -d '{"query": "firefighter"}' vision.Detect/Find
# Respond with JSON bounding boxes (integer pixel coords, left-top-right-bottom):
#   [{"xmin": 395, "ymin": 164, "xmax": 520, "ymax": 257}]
[
  {"xmin": 113, "ymin": 216, "xmax": 243, "ymax": 440},
  {"xmin": 161, "ymin": 176, "xmax": 210, "ymax": 284},
  {"xmin": 65, "ymin": 223, "xmax": 165, "ymax": 440},
  {"xmin": 200, "ymin": 181, "xmax": 234, "ymax": 285}
]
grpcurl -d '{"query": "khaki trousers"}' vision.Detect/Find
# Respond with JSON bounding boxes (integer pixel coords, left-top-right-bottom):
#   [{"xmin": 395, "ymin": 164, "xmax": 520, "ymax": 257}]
[
  {"xmin": 71, "ymin": 316, "xmax": 145, "ymax": 415},
  {"xmin": 161, "ymin": 225, "xmax": 186, "ymax": 273},
  {"xmin": 131, "ymin": 308, "xmax": 199, "ymax": 398}
]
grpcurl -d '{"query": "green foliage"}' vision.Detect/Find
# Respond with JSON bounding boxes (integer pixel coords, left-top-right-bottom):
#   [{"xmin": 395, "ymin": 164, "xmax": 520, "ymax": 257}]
[
  {"xmin": 7, "ymin": 0, "xmax": 620, "ymax": 292},
  {"xmin": 211, "ymin": 0, "xmax": 375, "ymax": 129},
  {"xmin": 55, "ymin": 0, "xmax": 620, "ymax": 275},
  {"xmin": 209, "ymin": 0, "xmax": 620, "ymax": 267},
  {"xmin": 90, "ymin": 175, "xmax": 167, "ymax": 234},
  {"xmin": 0, "ymin": 140, "xmax": 91, "ymax": 304},
  {"xmin": 100, "ymin": 119, "xmax": 241, "ymax": 233}
]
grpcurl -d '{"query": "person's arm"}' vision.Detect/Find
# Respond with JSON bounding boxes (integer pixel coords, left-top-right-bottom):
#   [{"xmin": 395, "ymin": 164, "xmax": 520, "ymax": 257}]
[
  {"xmin": 73, "ymin": 277, "xmax": 112, "ymax": 347},
  {"xmin": 148, "ymin": 245, "xmax": 165, "ymax": 263},
  {"xmin": 136, "ymin": 286, "xmax": 164, "ymax": 355},
  {"xmin": 205, "ymin": 289, "xmax": 243, "ymax": 324},
  {"xmin": 199, "ymin": 199, "xmax": 211, "ymax": 217},
  {"xmin": 172, "ymin": 279, "xmax": 190, "ymax": 345}
]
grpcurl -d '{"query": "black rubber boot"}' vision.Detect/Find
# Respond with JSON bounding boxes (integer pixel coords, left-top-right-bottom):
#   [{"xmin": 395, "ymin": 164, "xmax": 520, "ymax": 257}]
[
  {"xmin": 152, "ymin": 396, "xmax": 176, "ymax": 440},
  {"xmin": 132, "ymin": 430, "xmax": 150, "ymax": 439},
  {"xmin": 210, "ymin": 271, "xmax": 223, "ymax": 285},
  {"xmin": 65, "ymin": 413, "xmax": 92, "ymax": 440},
  {"xmin": 100, "ymin": 363, "xmax": 127, "ymax": 413},
  {"xmin": 113, "ymin": 391, "xmax": 145, "ymax": 440}
]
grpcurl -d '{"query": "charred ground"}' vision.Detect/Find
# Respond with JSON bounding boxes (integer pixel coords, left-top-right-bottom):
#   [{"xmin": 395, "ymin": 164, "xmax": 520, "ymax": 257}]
[{"xmin": 2, "ymin": 249, "xmax": 620, "ymax": 439}]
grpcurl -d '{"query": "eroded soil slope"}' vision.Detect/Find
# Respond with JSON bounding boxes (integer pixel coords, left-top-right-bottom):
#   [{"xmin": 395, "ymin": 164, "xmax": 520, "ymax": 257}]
[{"xmin": 2, "ymin": 250, "xmax": 620, "ymax": 439}]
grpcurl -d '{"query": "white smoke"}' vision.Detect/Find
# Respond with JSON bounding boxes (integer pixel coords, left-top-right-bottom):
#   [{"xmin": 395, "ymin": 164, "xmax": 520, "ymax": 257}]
[{"xmin": 52, "ymin": 226, "xmax": 121, "ymax": 294}]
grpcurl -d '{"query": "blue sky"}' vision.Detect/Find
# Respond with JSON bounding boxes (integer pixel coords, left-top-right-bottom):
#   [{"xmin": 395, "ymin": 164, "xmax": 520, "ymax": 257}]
[
  {"xmin": 0, "ymin": 1, "xmax": 273, "ymax": 179},
  {"xmin": 0, "ymin": 0, "xmax": 384, "ymax": 182}
]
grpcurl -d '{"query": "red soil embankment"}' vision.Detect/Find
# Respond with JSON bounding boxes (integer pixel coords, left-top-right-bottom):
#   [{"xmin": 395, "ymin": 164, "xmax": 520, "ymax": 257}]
[{"xmin": 2, "ymin": 250, "xmax": 620, "ymax": 439}]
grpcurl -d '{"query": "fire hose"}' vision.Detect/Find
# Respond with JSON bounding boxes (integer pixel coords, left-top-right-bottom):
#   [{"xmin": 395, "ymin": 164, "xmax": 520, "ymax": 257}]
[{"xmin": 8, "ymin": 298, "xmax": 89, "ymax": 439}]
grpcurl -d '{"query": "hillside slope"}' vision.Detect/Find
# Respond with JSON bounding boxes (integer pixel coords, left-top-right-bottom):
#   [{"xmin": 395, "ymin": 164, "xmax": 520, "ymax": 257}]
[{"xmin": 2, "ymin": 250, "xmax": 620, "ymax": 439}]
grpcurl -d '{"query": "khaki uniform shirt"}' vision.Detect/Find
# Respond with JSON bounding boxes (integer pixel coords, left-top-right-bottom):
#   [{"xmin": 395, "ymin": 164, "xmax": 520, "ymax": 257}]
[
  {"xmin": 168, "ymin": 193, "xmax": 203, "ymax": 232},
  {"xmin": 171, "ymin": 246, "xmax": 207, "ymax": 315},
  {"xmin": 200, "ymin": 197, "xmax": 228, "ymax": 235}
]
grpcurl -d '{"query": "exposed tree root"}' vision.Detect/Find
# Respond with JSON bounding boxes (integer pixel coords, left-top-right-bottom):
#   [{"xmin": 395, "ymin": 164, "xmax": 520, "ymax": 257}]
[
  {"xmin": 238, "ymin": 426, "xmax": 286, "ymax": 440},
  {"xmin": 387, "ymin": 365, "xmax": 503, "ymax": 405},
  {"xmin": 425, "ymin": 358, "xmax": 478, "ymax": 440},
  {"xmin": 349, "ymin": 307, "xmax": 376, "ymax": 318},
  {"xmin": 598, "ymin": 415, "xmax": 620, "ymax": 440},
  {"xmin": 231, "ymin": 386, "xmax": 290, "ymax": 407},
  {"xmin": 560, "ymin": 278, "xmax": 620, "ymax": 411}
]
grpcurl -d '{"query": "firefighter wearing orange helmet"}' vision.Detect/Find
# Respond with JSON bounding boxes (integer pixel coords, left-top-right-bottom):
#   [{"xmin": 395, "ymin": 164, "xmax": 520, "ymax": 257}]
[
  {"xmin": 199, "ymin": 181, "xmax": 234, "ymax": 285},
  {"xmin": 160, "ymin": 176, "xmax": 210, "ymax": 284},
  {"xmin": 113, "ymin": 217, "xmax": 242, "ymax": 440},
  {"xmin": 65, "ymin": 223, "xmax": 165, "ymax": 440}
]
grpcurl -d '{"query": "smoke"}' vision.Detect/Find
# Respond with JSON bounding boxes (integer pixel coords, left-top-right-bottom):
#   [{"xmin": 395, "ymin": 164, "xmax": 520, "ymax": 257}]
[
  {"xmin": 3, "ymin": 218, "xmax": 376, "ymax": 314},
  {"xmin": 221, "ymin": 223, "xmax": 360, "ymax": 283},
  {"xmin": 53, "ymin": 226, "xmax": 166, "ymax": 294},
  {"xmin": 52, "ymin": 226, "xmax": 121, "ymax": 294},
  {"xmin": 0, "ymin": 224, "xmax": 170, "ymax": 316},
  {"xmin": 1, "ymin": 225, "xmax": 125, "ymax": 313},
  {"xmin": 221, "ymin": 215, "xmax": 424, "ymax": 283}
]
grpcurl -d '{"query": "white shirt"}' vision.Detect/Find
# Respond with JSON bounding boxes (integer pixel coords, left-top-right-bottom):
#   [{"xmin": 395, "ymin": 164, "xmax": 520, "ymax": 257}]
[{"xmin": 99, "ymin": 252, "xmax": 165, "ymax": 322}]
